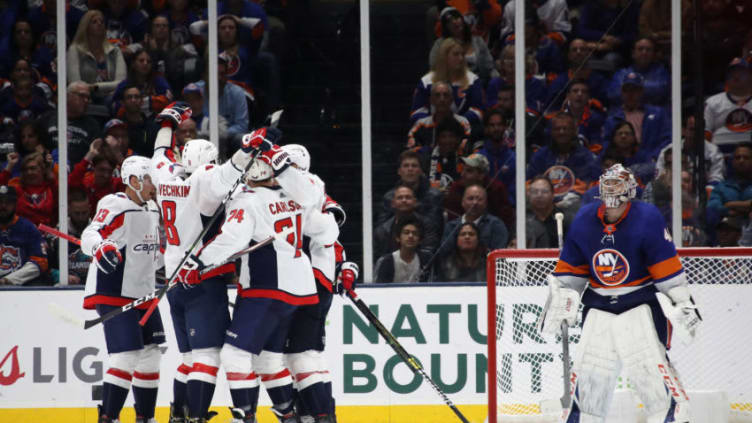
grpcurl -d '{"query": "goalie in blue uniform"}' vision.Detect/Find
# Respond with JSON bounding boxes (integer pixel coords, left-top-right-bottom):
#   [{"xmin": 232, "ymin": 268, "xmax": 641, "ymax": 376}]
[{"xmin": 541, "ymin": 164, "xmax": 702, "ymax": 423}]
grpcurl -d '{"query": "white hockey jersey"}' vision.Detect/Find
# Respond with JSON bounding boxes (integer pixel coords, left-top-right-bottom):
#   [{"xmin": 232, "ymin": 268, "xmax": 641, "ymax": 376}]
[
  {"xmin": 196, "ymin": 184, "xmax": 339, "ymax": 305},
  {"xmin": 82, "ymin": 193, "xmax": 162, "ymax": 309},
  {"xmin": 151, "ymin": 146, "xmax": 243, "ymax": 279},
  {"xmin": 303, "ymin": 173, "xmax": 338, "ymax": 291},
  {"xmin": 704, "ymin": 92, "xmax": 752, "ymax": 147}
]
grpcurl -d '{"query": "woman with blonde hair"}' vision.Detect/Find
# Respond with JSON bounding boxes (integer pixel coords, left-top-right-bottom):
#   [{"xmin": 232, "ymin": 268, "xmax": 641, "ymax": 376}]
[
  {"xmin": 411, "ymin": 37, "xmax": 483, "ymax": 127},
  {"xmin": 67, "ymin": 10, "xmax": 127, "ymax": 100}
]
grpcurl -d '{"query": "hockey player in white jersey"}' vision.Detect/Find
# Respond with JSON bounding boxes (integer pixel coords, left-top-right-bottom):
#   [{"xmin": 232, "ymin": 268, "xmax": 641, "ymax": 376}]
[
  {"xmin": 82, "ymin": 155, "xmax": 163, "ymax": 423},
  {"xmin": 282, "ymin": 144, "xmax": 359, "ymax": 423},
  {"xmin": 176, "ymin": 137, "xmax": 339, "ymax": 423},
  {"xmin": 149, "ymin": 102, "xmax": 250, "ymax": 423}
]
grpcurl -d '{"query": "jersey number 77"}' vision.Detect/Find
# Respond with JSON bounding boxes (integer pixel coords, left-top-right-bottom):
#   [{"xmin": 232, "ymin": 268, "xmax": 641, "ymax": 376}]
[{"xmin": 274, "ymin": 214, "xmax": 302, "ymax": 258}]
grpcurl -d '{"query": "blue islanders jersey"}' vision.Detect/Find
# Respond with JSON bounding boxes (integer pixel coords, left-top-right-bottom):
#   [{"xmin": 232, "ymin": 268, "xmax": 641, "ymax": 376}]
[{"xmin": 553, "ymin": 201, "xmax": 686, "ymax": 309}]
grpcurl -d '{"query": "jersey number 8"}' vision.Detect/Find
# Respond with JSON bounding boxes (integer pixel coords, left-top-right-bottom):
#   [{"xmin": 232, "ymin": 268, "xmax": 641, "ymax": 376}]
[{"xmin": 162, "ymin": 200, "xmax": 180, "ymax": 245}]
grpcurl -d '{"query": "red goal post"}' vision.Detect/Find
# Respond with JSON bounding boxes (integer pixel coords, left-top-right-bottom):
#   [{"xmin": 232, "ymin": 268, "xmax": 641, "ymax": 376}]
[{"xmin": 486, "ymin": 247, "xmax": 752, "ymax": 423}]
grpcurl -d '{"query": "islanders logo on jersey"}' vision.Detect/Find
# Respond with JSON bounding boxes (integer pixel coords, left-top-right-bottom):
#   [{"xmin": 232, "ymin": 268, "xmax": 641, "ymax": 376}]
[
  {"xmin": 0, "ymin": 245, "xmax": 21, "ymax": 273},
  {"xmin": 544, "ymin": 165, "xmax": 576, "ymax": 197},
  {"xmin": 592, "ymin": 249, "xmax": 630, "ymax": 286}
]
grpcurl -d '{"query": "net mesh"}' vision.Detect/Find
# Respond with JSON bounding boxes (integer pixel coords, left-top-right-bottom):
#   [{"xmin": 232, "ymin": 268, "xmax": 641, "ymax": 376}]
[{"xmin": 489, "ymin": 249, "xmax": 752, "ymax": 421}]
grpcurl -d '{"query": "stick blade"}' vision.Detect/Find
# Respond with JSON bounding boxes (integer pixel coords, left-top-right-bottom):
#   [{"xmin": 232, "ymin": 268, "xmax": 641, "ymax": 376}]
[{"xmin": 47, "ymin": 302, "xmax": 85, "ymax": 329}]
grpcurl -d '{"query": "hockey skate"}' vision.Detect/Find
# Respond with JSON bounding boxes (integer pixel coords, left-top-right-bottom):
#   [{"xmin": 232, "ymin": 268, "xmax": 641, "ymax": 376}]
[
  {"xmin": 135, "ymin": 416, "xmax": 158, "ymax": 423},
  {"xmin": 271, "ymin": 405, "xmax": 299, "ymax": 423},
  {"xmin": 185, "ymin": 411, "xmax": 218, "ymax": 423},
  {"xmin": 229, "ymin": 407, "xmax": 258, "ymax": 423},
  {"xmin": 168, "ymin": 403, "xmax": 186, "ymax": 423},
  {"xmin": 97, "ymin": 405, "xmax": 121, "ymax": 423},
  {"xmin": 314, "ymin": 415, "xmax": 336, "ymax": 423}
]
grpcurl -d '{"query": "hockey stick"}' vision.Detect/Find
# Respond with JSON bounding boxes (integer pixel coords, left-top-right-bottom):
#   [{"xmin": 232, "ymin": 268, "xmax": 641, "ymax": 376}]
[
  {"xmin": 80, "ymin": 110, "xmax": 283, "ymax": 330},
  {"xmin": 39, "ymin": 224, "xmax": 81, "ymax": 246},
  {"xmin": 135, "ymin": 109, "xmax": 285, "ymax": 327},
  {"xmin": 555, "ymin": 212, "xmax": 572, "ymax": 409},
  {"xmin": 345, "ymin": 289, "xmax": 470, "ymax": 423}
]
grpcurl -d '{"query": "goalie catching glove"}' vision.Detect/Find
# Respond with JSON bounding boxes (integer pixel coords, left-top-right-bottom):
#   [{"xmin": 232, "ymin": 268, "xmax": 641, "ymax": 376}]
[
  {"xmin": 539, "ymin": 274, "xmax": 581, "ymax": 336},
  {"xmin": 656, "ymin": 285, "xmax": 702, "ymax": 343},
  {"xmin": 241, "ymin": 127, "xmax": 290, "ymax": 175},
  {"xmin": 176, "ymin": 254, "xmax": 206, "ymax": 288},
  {"xmin": 335, "ymin": 261, "xmax": 359, "ymax": 295},
  {"xmin": 93, "ymin": 240, "xmax": 122, "ymax": 274}
]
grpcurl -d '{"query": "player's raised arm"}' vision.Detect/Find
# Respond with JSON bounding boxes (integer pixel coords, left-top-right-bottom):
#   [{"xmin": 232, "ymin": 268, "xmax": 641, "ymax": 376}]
[{"xmin": 241, "ymin": 127, "xmax": 324, "ymax": 207}]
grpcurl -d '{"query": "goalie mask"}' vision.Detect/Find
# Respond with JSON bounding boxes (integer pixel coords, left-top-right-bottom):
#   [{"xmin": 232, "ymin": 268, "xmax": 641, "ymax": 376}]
[
  {"xmin": 597, "ymin": 163, "xmax": 637, "ymax": 208},
  {"xmin": 181, "ymin": 139, "xmax": 218, "ymax": 173},
  {"xmin": 282, "ymin": 144, "xmax": 311, "ymax": 172},
  {"xmin": 121, "ymin": 155, "xmax": 152, "ymax": 204}
]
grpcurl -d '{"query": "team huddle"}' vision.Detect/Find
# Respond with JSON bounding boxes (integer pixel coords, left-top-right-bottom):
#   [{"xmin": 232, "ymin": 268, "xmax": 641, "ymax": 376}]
[{"xmin": 80, "ymin": 103, "xmax": 357, "ymax": 423}]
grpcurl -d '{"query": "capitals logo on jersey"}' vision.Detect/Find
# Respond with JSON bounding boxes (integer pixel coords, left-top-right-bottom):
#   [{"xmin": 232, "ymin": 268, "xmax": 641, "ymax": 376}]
[{"xmin": 592, "ymin": 249, "xmax": 630, "ymax": 285}]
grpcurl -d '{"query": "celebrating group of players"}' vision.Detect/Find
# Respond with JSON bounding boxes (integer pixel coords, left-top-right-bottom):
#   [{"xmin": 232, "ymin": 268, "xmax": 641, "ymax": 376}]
[{"xmin": 80, "ymin": 102, "xmax": 356, "ymax": 423}]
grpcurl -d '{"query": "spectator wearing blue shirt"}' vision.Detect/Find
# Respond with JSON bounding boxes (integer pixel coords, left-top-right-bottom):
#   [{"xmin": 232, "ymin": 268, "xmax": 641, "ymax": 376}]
[
  {"xmin": 486, "ymin": 44, "xmax": 547, "ymax": 112},
  {"xmin": 607, "ymin": 38, "xmax": 670, "ymax": 110},
  {"xmin": 527, "ymin": 111, "xmax": 600, "ymax": 198},
  {"xmin": 576, "ymin": 0, "xmax": 640, "ymax": 69},
  {"xmin": 548, "ymin": 78, "xmax": 607, "ymax": 154},
  {"xmin": 604, "ymin": 72, "xmax": 671, "ymax": 160},
  {"xmin": 545, "ymin": 39, "xmax": 610, "ymax": 112},
  {"xmin": 412, "ymin": 38, "xmax": 484, "ymax": 126},
  {"xmin": 599, "ymin": 121, "xmax": 655, "ymax": 185},
  {"xmin": 475, "ymin": 109, "xmax": 516, "ymax": 203},
  {"xmin": 0, "ymin": 185, "xmax": 48, "ymax": 286},
  {"xmin": 707, "ymin": 143, "xmax": 752, "ymax": 228},
  {"xmin": 194, "ymin": 53, "xmax": 249, "ymax": 152}
]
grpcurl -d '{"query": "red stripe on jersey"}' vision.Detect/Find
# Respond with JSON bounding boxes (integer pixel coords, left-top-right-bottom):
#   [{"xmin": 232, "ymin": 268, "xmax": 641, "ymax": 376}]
[
  {"xmin": 260, "ymin": 369, "xmax": 291, "ymax": 382},
  {"xmin": 648, "ymin": 255, "xmax": 683, "ymax": 281},
  {"xmin": 238, "ymin": 289, "xmax": 319, "ymax": 305},
  {"xmin": 98, "ymin": 213, "xmax": 126, "ymax": 239},
  {"xmin": 133, "ymin": 371, "xmax": 159, "ymax": 380},
  {"xmin": 334, "ymin": 241, "xmax": 345, "ymax": 264},
  {"xmin": 226, "ymin": 372, "xmax": 258, "ymax": 381},
  {"xmin": 313, "ymin": 268, "xmax": 333, "ymax": 293},
  {"xmin": 589, "ymin": 275, "xmax": 650, "ymax": 289},
  {"xmin": 83, "ymin": 294, "xmax": 154, "ymax": 310},
  {"xmin": 201, "ymin": 263, "xmax": 235, "ymax": 280},
  {"xmin": 554, "ymin": 260, "xmax": 589, "ymax": 276},
  {"xmin": 107, "ymin": 368, "xmax": 132, "ymax": 381},
  {"xmin": 177, "ymin": 364, "xmax": 192, "ymax": 375},
  {"xmin": 192, "ymin": 363, "xmax": 219, "ymax": 377}
]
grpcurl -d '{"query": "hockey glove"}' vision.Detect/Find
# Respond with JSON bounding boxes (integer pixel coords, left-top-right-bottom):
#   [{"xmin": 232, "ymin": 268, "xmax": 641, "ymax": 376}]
[
  {"xmin": 177, "ymin": 255, "xmax": 206, "ymax": 288},
  {"xmin": 241, "ymin": 127, "xmax": 283, "ymax": 153},
  {"xmin": 156, "ymin": 101, "xmax": 192, "ymax": 128},
  {"xmin": 539, "ymin": 274, "xmax": 581, "ymax": 336},
  {"xmin": 656, "ymin": 286, "xmax": 702, "ymax": 343},
  {"xmin": 323, "ymin": 197, "xmax": 346, "ymax": 228},
  {"xmin": 335, "ymin": 262, "xmax": 359, "ymax": 296},
  {"xmin": 94, "ymin": 240, "xmax": 122, "ymax": 274}
]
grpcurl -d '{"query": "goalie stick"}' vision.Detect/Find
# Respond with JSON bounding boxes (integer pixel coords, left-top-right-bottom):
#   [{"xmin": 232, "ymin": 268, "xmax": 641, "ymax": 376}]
[
  {"xmin": 345, "ymin": 289, "xmax": 470, "ymax": 423},
  {"xmin": 555, "ymin": 212, "xmax": 572, "ymax": 409}
]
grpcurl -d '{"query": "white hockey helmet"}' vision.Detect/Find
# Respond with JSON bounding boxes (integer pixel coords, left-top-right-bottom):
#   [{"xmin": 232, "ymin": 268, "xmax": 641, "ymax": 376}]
[
  {"xmin": 121, "ymin": 155, "xmax": 152, "ymax": 203},
  {"xmin": 181, "ymin": 139, "xmax": 218, "ymax": 173},
  {"xmin": 597, "ymin": 163, "xmax": 637, "ymax": 208},
  {"xmin": 282, "ymin": 144, "xmax": 311, "ymax": 172},
  {"xmin": 245, "ymin": 158, "xmax": 274, "ymax": 182}
]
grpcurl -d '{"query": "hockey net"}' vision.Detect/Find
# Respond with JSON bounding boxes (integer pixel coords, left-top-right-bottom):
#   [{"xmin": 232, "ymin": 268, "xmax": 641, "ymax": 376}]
[{"xmin": 487, "ymin": 248, "xmax": 752, "ymax": 423}]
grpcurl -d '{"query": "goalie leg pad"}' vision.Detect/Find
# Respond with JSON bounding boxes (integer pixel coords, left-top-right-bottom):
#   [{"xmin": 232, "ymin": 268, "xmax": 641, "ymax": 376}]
[
  {"xmin": 221, "ymin": 344, "xmax": 259, "ymax": 390},
  {"xmin": 104, "ymin": 349, "xmax": 141, "ymax": 389},
  {"xmin": 133, "ymin": 344, "xmax": 161, "ymax": 389},
  {"xmin": 612, "ymin": 304, "xmax": 689, "ymax": 418},
  {"xmin": 287, "ymin": 350, "xmax": 324, "ymax": 390},
  {"xmin": 188, "ymin": 347, "xmax": 221, "ymax": 384},
  {"xmin": 570, "ymin": 308, "xmax": 620, "ymax": 418}
]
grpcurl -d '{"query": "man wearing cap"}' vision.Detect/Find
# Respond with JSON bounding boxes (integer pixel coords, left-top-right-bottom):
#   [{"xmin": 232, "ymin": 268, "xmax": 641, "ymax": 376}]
[
  {"xmin": 704, "ymin": 57, "xmax": 752, "ymax": 151},
  {"xmin": 444, "ymin": 152, "xmax": 514, "ymax": 228},
  {"xmin": 104, "ymin": 119, "xmax": 132, "ymax": 163},
  {"xmin": 39, "ymin": 81, "xmax": 102, "ymax": 164},
  {"xmin": 603, "ymin": 71, "xmax": 670, "ymax": 159},
  {"xmin": 181, "ymin": 83, "xmax": 229, "ymax": 142},
  {"xmin": 0, "ymin": 185, "xmax": 48, "ymax": 286}
]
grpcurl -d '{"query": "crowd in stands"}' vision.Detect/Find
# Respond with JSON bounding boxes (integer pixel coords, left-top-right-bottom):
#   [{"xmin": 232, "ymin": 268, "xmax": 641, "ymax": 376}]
[
  {"xmin": 373, "ymin": 0, "xmax": 752, "ymax": 283},
  {"xmin": 0, "ymin": 0, "xmax": 283, "ymax": 286}
]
